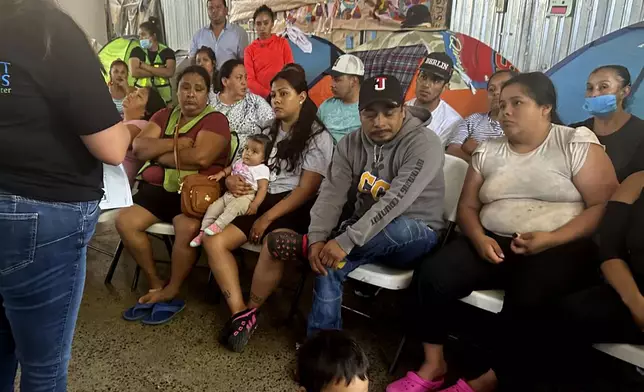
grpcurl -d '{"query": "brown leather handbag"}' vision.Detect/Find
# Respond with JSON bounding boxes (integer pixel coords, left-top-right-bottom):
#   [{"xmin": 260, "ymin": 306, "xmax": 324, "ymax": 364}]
[{"xmin": 173, "ymin": 121, "xmax": 221, "ymax": 219}]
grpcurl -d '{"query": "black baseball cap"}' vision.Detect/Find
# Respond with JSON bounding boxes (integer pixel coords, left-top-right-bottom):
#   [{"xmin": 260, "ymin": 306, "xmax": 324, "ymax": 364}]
[
  {"xmin": 419, "ymin": 52, "xmax": 454, "ymax": 81},
  {"xmin": 359, "ymin": 75, "xmax": 404, "ymax": 111}
]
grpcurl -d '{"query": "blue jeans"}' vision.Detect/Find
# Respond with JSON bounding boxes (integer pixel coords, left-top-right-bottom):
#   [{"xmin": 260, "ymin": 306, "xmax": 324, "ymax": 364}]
[
  {"xmin": 307, "ymin": 216, "xmax": 439, "ymax": 335},
  {"xmin": 0, "ymin": 194, "xmax": 99, "ymax": 392}
]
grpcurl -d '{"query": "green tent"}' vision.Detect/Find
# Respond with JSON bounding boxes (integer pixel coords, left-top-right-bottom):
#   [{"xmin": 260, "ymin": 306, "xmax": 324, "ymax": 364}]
[{"xmin": 98, "ymin": 36, "xmax": 140, "ymax": 86}]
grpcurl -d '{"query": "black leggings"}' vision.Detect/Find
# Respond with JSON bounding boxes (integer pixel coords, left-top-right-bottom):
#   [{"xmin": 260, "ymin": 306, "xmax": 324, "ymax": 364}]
[
  {"xmin": 412, "ymin": 233, "xmax": 598, "ymax": 345},
  {"xmin": 411, "ymin": 233, "xmax": 601, "ymax": 384},
  {"xmin": 557, "ymin": 283, "xmax": 644, "ymax": 345}
]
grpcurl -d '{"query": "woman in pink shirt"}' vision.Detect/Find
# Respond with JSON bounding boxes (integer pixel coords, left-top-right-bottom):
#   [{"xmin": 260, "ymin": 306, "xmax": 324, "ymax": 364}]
[
  {"xmin": 244, "ymin": 5, "xmax": 294, "ymax": 97},
  {"xmin": 121, "ymin": 87, "xmax": 166, "ymax": 185}
]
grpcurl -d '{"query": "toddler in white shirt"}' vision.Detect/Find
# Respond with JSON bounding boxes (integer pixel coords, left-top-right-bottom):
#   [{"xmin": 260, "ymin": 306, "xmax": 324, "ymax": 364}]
[{"xmin": 190, "ymin": 134, "xmax": 270, "ymax": 247}]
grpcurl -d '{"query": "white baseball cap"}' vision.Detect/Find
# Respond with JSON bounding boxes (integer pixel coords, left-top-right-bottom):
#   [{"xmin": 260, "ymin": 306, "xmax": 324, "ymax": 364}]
[{"xmin": 328, "ymin": 54, "xmax": 365, "ymax": 77}]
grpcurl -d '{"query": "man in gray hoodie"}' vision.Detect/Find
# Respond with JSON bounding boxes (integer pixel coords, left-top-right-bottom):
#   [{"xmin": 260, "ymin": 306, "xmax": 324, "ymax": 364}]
[{"xmin": 305, "ymin": 75, "xmax": 446, "ymax": 334}]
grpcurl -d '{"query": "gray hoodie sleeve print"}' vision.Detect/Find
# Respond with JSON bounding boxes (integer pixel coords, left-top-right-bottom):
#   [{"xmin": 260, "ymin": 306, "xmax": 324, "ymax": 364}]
[
  {"xmin": 334, "ymin": 134, "xmax": 444, "ymax": 254},
  {"xmin": 308, "ymin": 139, "xmax": 353, "ymax": 245}
]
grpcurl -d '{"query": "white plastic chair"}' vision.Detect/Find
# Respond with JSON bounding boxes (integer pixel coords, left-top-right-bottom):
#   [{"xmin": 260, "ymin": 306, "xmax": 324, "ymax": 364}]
[
  {"xmin": 347, "ymin": 154, "xmax": 469, "ymax": 291},
  {"xmin": 459, "ymin": 290, "xmax": 644, "ymax": 368}
]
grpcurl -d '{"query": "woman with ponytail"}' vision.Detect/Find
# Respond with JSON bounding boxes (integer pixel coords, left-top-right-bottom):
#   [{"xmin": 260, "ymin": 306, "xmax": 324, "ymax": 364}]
[
  {"xmin": 209, "ymin": 59, "xmax": 274, "ymax": 158},
  {"xmin": 203, "ymin": 69, "xmax": 334, "ymax": 353},
  {"xmin": 129, "ymin": 17, "xmax": 176, "ymax": 104}
]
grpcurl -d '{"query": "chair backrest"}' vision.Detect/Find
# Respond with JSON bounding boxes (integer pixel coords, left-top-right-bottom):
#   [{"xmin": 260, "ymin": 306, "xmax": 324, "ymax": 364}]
[
  {"xmin": 442, "ymin": 154, "xmax": 469, "ymax": 223},
  {"xmin": 228, "ymin": 132, "xmax": 240, "ymax": 165}
]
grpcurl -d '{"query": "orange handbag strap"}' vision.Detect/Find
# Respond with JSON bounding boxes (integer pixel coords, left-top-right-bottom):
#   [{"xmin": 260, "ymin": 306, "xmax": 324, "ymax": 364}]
[{"xmin": 172, "ymin": 118, "xmax": 182, "ymax": 179}]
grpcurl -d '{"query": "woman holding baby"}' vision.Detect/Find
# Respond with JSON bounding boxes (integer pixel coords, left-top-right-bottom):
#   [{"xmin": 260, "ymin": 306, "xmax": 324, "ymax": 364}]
[{"xmin": 203, "ymin": 69, "xmax": 334, "ymax": 353}]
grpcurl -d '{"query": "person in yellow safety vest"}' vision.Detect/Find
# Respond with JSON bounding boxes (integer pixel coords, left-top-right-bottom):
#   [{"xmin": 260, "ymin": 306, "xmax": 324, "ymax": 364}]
[{"xmin": 129, "ymin": 17, "xmax": 176, "ymax": 104}]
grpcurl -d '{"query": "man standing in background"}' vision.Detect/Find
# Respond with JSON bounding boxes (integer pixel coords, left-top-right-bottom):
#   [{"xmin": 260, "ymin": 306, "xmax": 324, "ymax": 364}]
[{"xmin": 189, "ymin": 0, "xmax": 248, "ymax": 70}]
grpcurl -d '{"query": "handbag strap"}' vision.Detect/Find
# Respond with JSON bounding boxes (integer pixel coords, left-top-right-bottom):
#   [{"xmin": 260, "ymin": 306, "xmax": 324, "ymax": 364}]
[{"xmin": 173, "ymin": 117, "xmax": 182, "ymax": 187}]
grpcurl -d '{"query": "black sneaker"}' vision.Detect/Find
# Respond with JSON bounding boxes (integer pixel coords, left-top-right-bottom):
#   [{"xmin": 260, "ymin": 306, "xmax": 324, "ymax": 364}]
[
  {"xmin": 218, "ymin": 316, "xmax": 233, "ymax": 345},
  {"xmin": 226, "ymin": 308, "xmax": 259, "ymax": 353}
]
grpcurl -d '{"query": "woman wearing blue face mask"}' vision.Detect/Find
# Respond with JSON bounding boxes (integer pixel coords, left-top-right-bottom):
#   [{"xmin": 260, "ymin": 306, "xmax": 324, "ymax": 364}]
[
  {"xmin": 571, "ymin": 65, "xmax": 644, "ymax": 182},
  {"xmin": 129, "ymin": 17, "xmax": 176, "ymax": 104}
]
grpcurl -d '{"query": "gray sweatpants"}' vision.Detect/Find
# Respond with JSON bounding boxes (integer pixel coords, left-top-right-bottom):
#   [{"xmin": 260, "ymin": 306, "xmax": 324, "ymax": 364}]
[{"xmin": 200, "ymin": 192, "xmax": 255, "ymax": 231}]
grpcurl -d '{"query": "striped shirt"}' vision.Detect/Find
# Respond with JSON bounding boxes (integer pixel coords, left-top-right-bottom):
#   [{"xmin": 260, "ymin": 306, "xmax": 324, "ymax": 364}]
[
  {"xmin": 112, "ymin": 97, "xmax": 124, "ymax": 117},
  {"xmin": 448, "ymin": 112, "xmax": 504, "ymax": 146}
]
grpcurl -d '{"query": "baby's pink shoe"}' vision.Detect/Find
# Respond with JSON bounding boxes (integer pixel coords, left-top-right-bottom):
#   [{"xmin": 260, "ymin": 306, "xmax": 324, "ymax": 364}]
[
  {"xmin": 204, "ymin": 224, "xmax": 223, "ymax": 236},
  {"xmin": 190, "ymin": 231, "xmax": 204, "ymax": 248}
]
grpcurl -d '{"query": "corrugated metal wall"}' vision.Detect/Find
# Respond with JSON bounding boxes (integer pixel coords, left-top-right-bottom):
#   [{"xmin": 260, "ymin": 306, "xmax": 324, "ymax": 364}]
[
  {"xmin": 161, "ymin": 0, "xmax": 235, "ymax": 51},
  {"xmin": 161, "ymin": 0, "xmax": 209, "ymax": 51},
  {"xmin": 161, "ymin": 0, "xmax": 644, "ymax": 68},
  {"xmin": 451, "ymin": 0, "xmax": 644, "ymax": 71}
]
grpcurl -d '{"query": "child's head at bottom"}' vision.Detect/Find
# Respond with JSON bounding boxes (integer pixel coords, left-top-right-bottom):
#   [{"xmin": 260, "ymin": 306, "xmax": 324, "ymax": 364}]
[{"xmin": 297, "ymin": 330, "xmax": 369, "ymax": 392}]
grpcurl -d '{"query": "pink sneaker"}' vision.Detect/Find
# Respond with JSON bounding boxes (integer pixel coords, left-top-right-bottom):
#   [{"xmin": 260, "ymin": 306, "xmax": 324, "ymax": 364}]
[
  {"xmin": 437, "ymin": 379, "xmax": 475, "ymax": 392},
  {"xmin": 190, "ymin": 231, "xmax": 204, "ymax": 248},
  {"xmin": 386, "ymin": 372, "xmax": 444, "ymax": 392},
  {"xmin": 204, "ymin": 224, "xmax": 222, "ymax": 236}
]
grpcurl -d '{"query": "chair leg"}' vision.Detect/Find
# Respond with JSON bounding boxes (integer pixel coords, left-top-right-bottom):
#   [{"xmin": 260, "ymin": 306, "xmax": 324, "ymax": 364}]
[
  {"xmin": 286, "ymin": 269, "xmax": 309, "ymax": 324},
  {"xmin": 131, "ymin": 265, "xmax": 141, "ymax": 292},
  {"xmin": 104, "ymin": 240, "xmax": 124, "ymax": 285},
  {"xmin": 388, "ymin": 335, "xmax": 407, "ymax": 375},
  {"xmin": 163, "ymin": 235, "xmax": 173, "ymax": 258}
]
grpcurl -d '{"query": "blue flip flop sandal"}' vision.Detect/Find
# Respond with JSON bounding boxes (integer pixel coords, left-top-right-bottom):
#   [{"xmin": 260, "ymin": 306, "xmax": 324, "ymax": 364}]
[
  {"xmin": 122, "ymin": 302, "xmax": 155, "ymax": 321},
  {"xmin": 141, "ymin": 299, "xmax": 186, "ymax": 325}
]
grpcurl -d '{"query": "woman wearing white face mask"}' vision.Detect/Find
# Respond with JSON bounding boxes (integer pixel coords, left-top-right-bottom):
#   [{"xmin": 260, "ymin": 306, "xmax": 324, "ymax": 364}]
[
  {"xmin": 129, "ymin": 17, "xmax": 176, "ymax": 104},
  {"xmin": 571, "ymin": 65, "xmax": 644, "ymax": 181}
]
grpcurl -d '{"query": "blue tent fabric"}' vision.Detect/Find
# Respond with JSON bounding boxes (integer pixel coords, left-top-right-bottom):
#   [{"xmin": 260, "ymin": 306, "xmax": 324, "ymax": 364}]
[
  {"xmin": 547, "ymin": 22, "xmax": 644, "ymax": 125},
  {"xmin": 287, "ymin": 35, "xmax": 343, "ymax": 87}
]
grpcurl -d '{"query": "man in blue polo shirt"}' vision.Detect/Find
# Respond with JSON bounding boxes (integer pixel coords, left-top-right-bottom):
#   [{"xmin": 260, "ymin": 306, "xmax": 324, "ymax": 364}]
[{"xmin": 189, "ymin": 0, "xmax": 249, "ymax": 70}]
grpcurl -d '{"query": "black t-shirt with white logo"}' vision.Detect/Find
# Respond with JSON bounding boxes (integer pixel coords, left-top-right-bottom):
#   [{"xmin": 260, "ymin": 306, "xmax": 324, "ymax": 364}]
[{"xmin": 0, "ymin": 7, "xmax": 121, "ymax": 202}]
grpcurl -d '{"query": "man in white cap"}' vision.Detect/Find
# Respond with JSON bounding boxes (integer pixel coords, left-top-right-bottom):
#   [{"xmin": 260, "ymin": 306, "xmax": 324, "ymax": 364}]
[{"xmin": 318, "ymin": 54, "xmax": 365, "ymax": 141}]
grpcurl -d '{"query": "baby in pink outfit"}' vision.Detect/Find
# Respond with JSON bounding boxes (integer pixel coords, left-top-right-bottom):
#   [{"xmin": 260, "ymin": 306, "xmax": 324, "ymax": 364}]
[{"xmin": 190, "ymin": 134, "xmax": 271, "ymax": 247}]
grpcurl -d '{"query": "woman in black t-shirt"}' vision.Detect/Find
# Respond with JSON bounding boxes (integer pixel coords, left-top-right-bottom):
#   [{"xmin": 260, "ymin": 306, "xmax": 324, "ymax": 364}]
[
  {"xmin": 559, "ymin": 171, "xmax": 644, "ymax": 343},
  {"xmin": 571, "ymin": 65, "xmax": 644, "ymax": 182},
  {"xmin": 0, "ymin": 0, "xmax": 129, "ymax": 390},
  {"xmin": 129, "ymin": 17, "xmax": 176, "ymax": 104}
]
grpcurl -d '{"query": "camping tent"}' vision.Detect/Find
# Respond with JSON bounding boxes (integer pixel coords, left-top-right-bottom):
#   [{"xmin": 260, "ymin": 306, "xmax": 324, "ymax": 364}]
[
  {"xmin": 98, "ymin": 36, "xmax": 140, "ymax": 85},
  {"xmin": 303, "ymin": 31, "xmax": 517, "ymax": 117},
  {"xmin": 547, "ymin": 21, "xmax": 644, "ymax": 125},
  {"xmin": 287, "ymin": 35, "xmax": 343, "ymax": 105}
]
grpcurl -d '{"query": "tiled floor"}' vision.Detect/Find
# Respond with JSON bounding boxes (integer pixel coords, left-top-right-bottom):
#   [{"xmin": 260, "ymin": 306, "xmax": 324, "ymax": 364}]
[{"xmin": 67, "ymin": 221, "xmax": 398, "ymax": 392}]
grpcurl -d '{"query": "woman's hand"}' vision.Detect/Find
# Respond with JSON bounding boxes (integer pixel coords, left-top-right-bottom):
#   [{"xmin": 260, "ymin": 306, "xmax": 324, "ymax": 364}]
[
  {"xmin": 177, "ymin": 137, "xmax": 194, "ymax": 151},
  {"xmin": 226, "ymin": 175, "xmax": 254, "ymax": 197},
  {"xmin": 249, "ymin": 214, "xmax": 273, "ymax": 244},
  {"xmin": 511, "ymin": 232, "xmax": 556, "ymax": 255},
  {"xmin": 473, "ymin": 234, "xmax": 505, "ymax": 264},
  {"xmin": 626, "ymin": 294, "xmax": 644, "ymax": 331}
]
